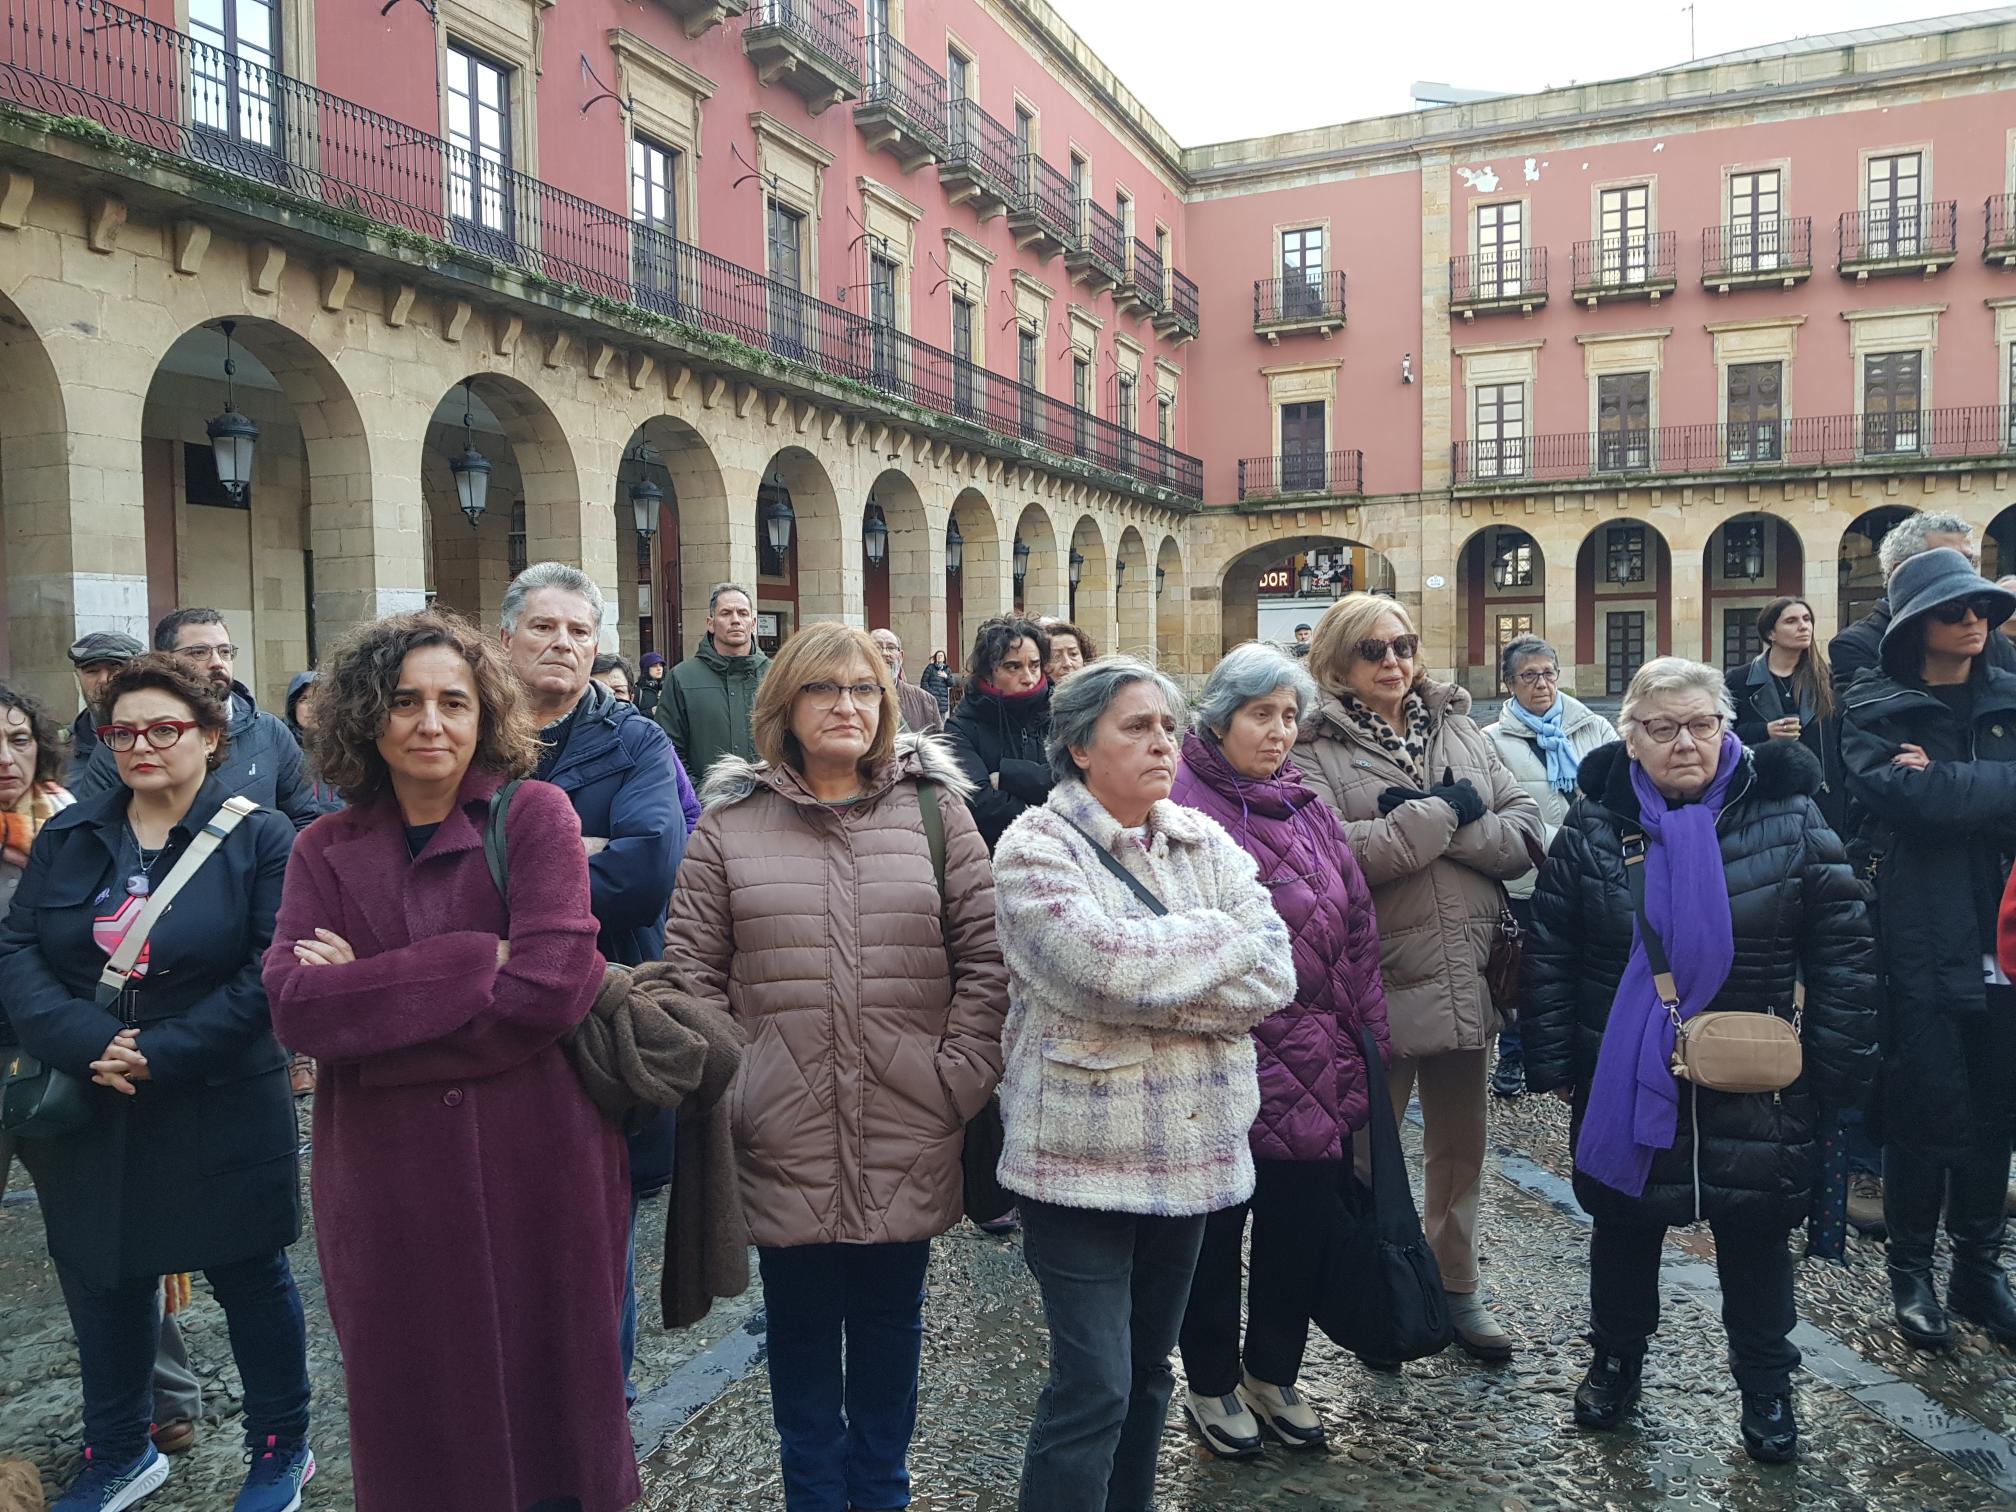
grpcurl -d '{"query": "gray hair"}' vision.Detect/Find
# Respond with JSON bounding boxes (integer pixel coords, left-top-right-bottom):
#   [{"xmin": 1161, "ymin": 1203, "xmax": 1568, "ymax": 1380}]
[
  {"xmin": 1499, "ymin": 633, "xmax": 1560, "ymax": 687},
  {"xmin": 1046, "ymin": 656, "xmax": 1186, "ymax": 787},
  {"xmin": 501, "ymin": 561, "xmax": 605, "ymax": 633},
  {"xmin": 1879, "ymin": 512, "xmax": 1976, "ymax": 578},
  {"xmin": 708, "ymin": 581, "xmax": 755, "ymax": 615},
  {"xmin": 1618, "ymin": 657, "xmax": 1736, "ymax": 733},
  {"xmin": 1195, "ymin": 642, "xmax": 1316, "ymax": 736}
]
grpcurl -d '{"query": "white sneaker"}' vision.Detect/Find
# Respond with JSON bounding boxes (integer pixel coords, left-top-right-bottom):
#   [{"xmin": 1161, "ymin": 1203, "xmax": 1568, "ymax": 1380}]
[
  {"xmin": 1182, "ymin": 1387, "xmax": 1264, "ymax": 1459},
  {"xmin": 1240, "ymin": 1373, "xmax": 1326, "ymax": 1449}
]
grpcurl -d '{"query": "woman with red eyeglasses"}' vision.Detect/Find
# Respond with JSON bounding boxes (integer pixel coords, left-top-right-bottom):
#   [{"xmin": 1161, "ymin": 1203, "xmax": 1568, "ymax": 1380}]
[
  {"xmin": 1294, "ymin": 593, "xmax": 1542, "ymax": 1365},
  {"xmin": 0, "ymin": 653, "xmax": 311, "ymax": 1511}
]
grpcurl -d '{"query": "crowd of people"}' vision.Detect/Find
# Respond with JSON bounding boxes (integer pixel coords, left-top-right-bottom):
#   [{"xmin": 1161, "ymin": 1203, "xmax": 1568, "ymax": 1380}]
[{"xmin": 0, "ymin": 512, "xmax": 2012, "ymax": 1511}]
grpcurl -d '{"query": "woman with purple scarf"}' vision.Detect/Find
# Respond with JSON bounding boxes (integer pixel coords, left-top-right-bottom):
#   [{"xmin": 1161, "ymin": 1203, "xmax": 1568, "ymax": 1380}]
[
  {"xmin": 1523, "ymin": 657, "xmax": 1876, "ymax": 1464},
  {"xmin": 1169, "ymin": 644, "xmax": 1391, "ymax": 1458}
]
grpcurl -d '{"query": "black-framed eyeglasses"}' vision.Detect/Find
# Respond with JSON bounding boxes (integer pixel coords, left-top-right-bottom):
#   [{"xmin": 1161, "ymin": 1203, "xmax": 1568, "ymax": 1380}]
[
  {"xmin": 97, "ymin": 719, "xmax": 201, "ymax": 752},
  {"xmin": 1636, "ymin": 715, "xmax": 1723, "ymax": 745},
  {"xmin": 1513, "ymin": 667, "xmax": 1560, "ymax": 687}
]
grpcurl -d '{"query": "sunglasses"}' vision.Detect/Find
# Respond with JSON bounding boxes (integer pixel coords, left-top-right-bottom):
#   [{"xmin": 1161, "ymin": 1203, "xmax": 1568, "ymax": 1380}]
[
  {"xmin": 1930, "ymin": 595, "xmax": 2002, "ymax": 625},
  {"xmin": 1354, "ymin": 634, "xmax": 1420, "ymax": 664}
]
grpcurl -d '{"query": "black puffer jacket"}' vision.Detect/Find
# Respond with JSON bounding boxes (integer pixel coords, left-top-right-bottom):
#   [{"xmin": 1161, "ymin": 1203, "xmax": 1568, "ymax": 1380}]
[
  {"xmin": 1523, "ymin": 740, "xmax": 1878, "ymax": 1229},
  {"xmin": 941, "ymin": 680, "xmax": 1054, "ymax": 854},
  {"xmin": 1839, "ymin": 664, "xmax": 2016, "ymax": 1158}
]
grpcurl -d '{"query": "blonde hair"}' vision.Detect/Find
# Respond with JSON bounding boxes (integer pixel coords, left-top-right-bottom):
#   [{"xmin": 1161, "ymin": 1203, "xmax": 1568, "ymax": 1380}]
[
  {"xmin": 751, "ymin": 623, "xmax": 901, "ymax": 777},
  {"xmin": 1306, "ymin": 593, "xmax": 1423, "ymax": 698}
]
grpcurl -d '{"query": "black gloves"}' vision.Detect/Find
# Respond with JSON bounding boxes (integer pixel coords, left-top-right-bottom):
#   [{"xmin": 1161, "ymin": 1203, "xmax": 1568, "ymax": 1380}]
[
  {"xmin": 1430, "ymin": 766, "xmax": 1486, "ymax": 826},
  {"xmin": 1378, "ymin": 785, "xmax": 1428, "ymax": 815}
]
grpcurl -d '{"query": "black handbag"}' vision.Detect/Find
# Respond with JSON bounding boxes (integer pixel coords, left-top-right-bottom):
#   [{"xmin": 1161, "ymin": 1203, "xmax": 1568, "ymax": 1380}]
[
  {"xmin": 1310, "ymin": 1022, "xmax": 1455, "ymax": 1363},
  {"xmin": 0, "ymin": 1047, "xmax": 90, "ymax": 1139}
]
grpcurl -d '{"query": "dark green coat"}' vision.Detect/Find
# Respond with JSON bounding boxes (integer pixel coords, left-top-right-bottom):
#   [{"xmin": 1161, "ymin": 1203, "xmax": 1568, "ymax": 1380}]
[{"xmin": 654, "ymin": 636, "xmax": 770, "ymax": 787}]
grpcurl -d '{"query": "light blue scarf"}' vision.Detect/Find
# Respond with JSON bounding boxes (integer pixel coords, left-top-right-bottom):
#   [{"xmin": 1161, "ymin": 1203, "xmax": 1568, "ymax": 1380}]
[{"xmin": 1507, "ymin": 696, "xmax": 1579, "ymax": 794}]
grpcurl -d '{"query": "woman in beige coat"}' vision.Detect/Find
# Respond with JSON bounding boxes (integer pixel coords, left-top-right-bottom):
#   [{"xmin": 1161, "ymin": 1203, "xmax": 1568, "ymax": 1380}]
[
  {"xmin": 662, "ymin": 622, "xmax": 1008, "ymax": 1512},
  {"xmin": 1296, "ymin": 594, "xmax": 1542, "ymax": 1362}
]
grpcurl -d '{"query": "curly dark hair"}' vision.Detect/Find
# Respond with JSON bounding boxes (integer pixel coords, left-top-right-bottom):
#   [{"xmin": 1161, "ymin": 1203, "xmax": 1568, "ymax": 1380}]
[
  {"xmin": 94, "ymin": 653, "xmax": 231, "ymax": 773},
  {"xmin": 0, "ymin": 682, "xmax": 66, "ymax": 788},
  {"xmin": 1046, "ymin": 621, "xmax": 1097, "ymax": 662},
  {"xmin": 309, "ymin": 610, "xmax": 538, "ymax": 804},
  {"xmin": 969, "ymin": 616, "xmax": 1051, "ymax": 685}
]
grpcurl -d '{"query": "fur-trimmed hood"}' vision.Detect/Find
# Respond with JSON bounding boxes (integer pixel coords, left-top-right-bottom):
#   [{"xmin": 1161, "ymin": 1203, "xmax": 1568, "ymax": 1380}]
[
  {"xmin": 1576, "ymin": 735, "xmax": 1821, "ymax": 824},
  {"xmin": 697, "ymin": 731, "xmax": 975, "ymax": 811}
]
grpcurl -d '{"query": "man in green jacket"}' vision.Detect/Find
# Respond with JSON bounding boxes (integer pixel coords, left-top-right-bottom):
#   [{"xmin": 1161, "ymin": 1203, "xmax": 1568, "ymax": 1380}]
[{"xmin": 655, "ymin": 581, "xmax": 770, "ymax": 784}]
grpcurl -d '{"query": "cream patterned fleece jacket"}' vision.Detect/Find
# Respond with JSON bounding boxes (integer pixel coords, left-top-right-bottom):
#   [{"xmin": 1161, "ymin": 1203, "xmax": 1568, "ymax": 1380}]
[{"xmin": 991, "ymin": 779, "xmax": 1297, "ymax": 1216}]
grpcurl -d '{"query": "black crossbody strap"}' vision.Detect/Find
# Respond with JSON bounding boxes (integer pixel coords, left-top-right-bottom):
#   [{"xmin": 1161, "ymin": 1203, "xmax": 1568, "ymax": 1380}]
[
  {"xmin": 1062, "ymin": 817, "xmax": 1168, "ymax": 916},
  {"xmin": 1620, "ymin": 829, "xmax": 1682, "ymax": 1018}
]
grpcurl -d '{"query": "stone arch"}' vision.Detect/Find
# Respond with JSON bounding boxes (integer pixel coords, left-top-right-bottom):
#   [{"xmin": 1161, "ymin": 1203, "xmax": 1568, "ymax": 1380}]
[
  {"xmin": 1155, "ymin": 534, "xmax": 1187, "ymax": 675},
  {"xmin": 1069, "ymin": 514, "xmax": 1111, "ymax": 651},
  {"xmin": 863, "ymin": 467, "xmax": 931, "ymax": 658},
  {"xmin": 1701, "ymin": 512, "xmax": 1807, "ymax": 667},
  {"xmin": 1217, "ymin": 534, "xmax": 1398, "ymax": 655},
  {"xmin": 1837, "ymin": 506, "xmax": 1917, "ymax": 635},
  {"xmin": 1574, "ymin": 517, "xmax": 1672, "ymax": 696},
  {"xmin": 0, "ymin": 289, "xmax": 79, "ymax": 708},
  {"xmin": 1012, "ymin": 502, "xmax": 1062, "ymax": 622},
  {"xmin": 1454, "ymin": 523, "xmax": 1547, "ymax": 696},
  {"xmin": 948, "ymin": 487, "xmax": 1004, "ymax": 671},
  {"xmin": 754, "ymin": 445, "xmax": 842, "ymax": 646},
  {"xmin": 1115, "ymin": 525, "xmax": 1152, "ymax": 661},
  {"xmin": 141, "ymin": 315, "xmax": 375, "ymax": 705},
  {"xmin": 614, "ymin": 415, "xmax": 729, "ymax": 662},
  {"xmin": 1988, "ymin": 503, "xmax": 2016, "ymax": 584}
]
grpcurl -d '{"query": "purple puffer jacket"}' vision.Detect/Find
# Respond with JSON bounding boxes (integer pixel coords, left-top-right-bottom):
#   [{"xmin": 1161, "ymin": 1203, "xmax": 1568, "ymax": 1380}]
[{"xmin": 1172, "ymin": 730, "xmax": 1392, "ymax": 1162}]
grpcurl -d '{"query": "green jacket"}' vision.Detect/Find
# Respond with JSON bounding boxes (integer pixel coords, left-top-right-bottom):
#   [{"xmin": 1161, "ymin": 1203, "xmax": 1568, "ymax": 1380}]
[{"xmin": 654, "ymin": 636, "xmax": 771, "ymax": 784}]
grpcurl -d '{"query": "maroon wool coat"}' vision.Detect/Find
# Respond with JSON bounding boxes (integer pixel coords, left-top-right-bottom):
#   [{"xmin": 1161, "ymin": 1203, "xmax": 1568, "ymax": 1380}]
[{"xmin": 261, "ymin": 771, "xmax": 637, "ymax": 1512}]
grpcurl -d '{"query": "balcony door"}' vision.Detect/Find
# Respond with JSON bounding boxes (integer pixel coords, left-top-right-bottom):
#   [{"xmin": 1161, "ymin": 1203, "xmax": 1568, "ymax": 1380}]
[
  {"xmin": 1477, "ymin": 202, "xmax": 1522, "ymax": 298},
  {"xmin": 1597, "ymin": 371, "xmax": 1650, "ymax": 471},
  {"xmin": 1726, "ymin": 361, "xmax": 1781, "ymax": 464},
  {"xmin": 1281, "ymin": 227, "xmax": 1324, "ymax": 319},
  {"xmin": 1280, "ymin": 401, "xmax": 1326, "ymax": 493},
  {"xmin": 1606, "ymin": 612, "xmax": 1646, "ymax": 696},
  {"xmin": 1863, "ymin": 351, "xmax": 1923, "ymax": 456},
  {"xmin": 951, "ymin": 295, "xmax": 977, "ymax": 418},
  {"xmin": 947, "ymin": 48, "xmax": 969, "ymax": 152},
  {"xmin": 1474, "ymin": 382, "xmax": 1525, "ymax": 480},
  {"xmin": 766, "ymin": 199, "xmax": 807, "ymax": 359},
  {"xmin": 1018, "ymin": 327, "xmax": 1039, "ymax": 439},
  {"xmin": 189, "ymin": 0, "xmax": 284, "ymax": 178},
  {"xmin": 865, "ymin": 0, "xmax": 890, "ymax": 90},
  {"xmin": 1599, "ymin": 184, "xmax": 1650, "ymax": 285},
  {"xmin": 1867, "ymin": 153, "xmax": 1922, "ymax": 259},
  {"xmin": 446, "ymin": 44, "xmax": 515, "ymax": 260},
  {"xmin": 630, "ymin": 136, "xmax": 679, "ymax": 313},
  {"xmin": 868, "ymin": 253, "xmax": 899, "ymax": 387},
  {"xmin": 1728, "ymin": 169, "xmax": 1781, "ymax": 272}
]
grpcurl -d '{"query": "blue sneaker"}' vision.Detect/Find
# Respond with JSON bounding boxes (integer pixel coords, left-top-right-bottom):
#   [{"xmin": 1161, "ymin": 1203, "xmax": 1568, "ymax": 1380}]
[
  {"xmin": 234, "ymin": 1436, "xmax": 316, "ymax": 1512},
  {"xmin": 53, "ymin": 1444, "xmax": 169, "ymax": 1512}
]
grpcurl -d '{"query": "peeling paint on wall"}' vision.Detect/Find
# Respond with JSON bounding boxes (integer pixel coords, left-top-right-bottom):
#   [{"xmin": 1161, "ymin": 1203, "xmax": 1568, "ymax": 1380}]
[
  {"xmin": 1523, "ymin": 157, "xmax": 1540, "ymax": 182},
  {"xmin": 1457, "ymin": 165, "xmax": 1501, "ymax": 192}
]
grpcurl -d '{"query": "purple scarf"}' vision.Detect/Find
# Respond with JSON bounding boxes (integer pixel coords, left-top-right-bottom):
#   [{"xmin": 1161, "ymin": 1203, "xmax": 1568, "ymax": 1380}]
[{"xmin": 1575, "ymin": 733, "xmax": 1744, "ymax": 1198}]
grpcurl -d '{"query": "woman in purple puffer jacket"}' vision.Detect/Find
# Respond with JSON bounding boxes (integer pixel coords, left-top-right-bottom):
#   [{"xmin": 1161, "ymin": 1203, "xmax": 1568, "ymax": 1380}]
[{"xmin": 1170, "ymin": 642, "xmax": 1391, "ymax": 1459}]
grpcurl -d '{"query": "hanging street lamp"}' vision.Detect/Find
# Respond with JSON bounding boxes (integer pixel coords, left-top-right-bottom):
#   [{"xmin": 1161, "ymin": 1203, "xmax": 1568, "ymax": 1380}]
[
  {"xmin": 205, "ymin": 319, "xmax": 259, "ymax": 499},
  {"xmin": 446, "ymin": 380, "xmax": 491, "ymax": 528}
]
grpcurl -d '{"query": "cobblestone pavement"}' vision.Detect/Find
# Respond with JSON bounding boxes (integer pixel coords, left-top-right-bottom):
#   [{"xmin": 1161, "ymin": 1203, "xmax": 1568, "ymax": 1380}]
[{"xmin": 6, "ymin": 1089, "xmax": 2016, "ymax": 1510}]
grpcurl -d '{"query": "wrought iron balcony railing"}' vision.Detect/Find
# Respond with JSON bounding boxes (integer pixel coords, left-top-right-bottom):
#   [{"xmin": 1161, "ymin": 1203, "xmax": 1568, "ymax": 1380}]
[
  {"xmin": 1253, "ymin": 270, "xmax": 1346, "ymax": 328},
  {"xmin": 1989, "ymin": 194, "xmax": 2016, "ymax": 261},
  {"xmin": 1839, "ymin": 203, "xmax": 1958, "ymax": 267},
  {"xmin": 1069, "ymin": 195, "xmax": 1127, "ymax": 285},
  {"xmin": 1164, "ymin": 268, "xmax": 1199, "ymax": 337},
  {"xmin": 943, "ymin": 95, "xmax": 1018, "ymax": 201},
  {"xmin": 0, "ymin": 0, "xmax": 1202, "ymax": 497},
  {"xmin": 1010, "ymin": 151, "xmax": 1077, "ymax": 249},
  {"xmin": 858, "ymin": 30, "xmax": 948, "ymax": 156},
  {"xmin": 1126, "ymin": 237, "xmax": 1165, "ymax": 313},
  {"xmin": 744, "ymin": 0, "xmax": 862, "ymax": 80},
  {"xmin": 1701, "ymin": 217, "xmax": 1812, "ymax": 281},
  {"xmin": 1570, "ymin": 232, "xmax": 1678, "ymax": 295},
  {"xmin": 1449, "ymin": 248, "xmax": 1547, "ymax": 307},
  {"xmin": 1452, "ymin": 407, "xmax": 2016, "ymax": 485},
  {"xmin": 1237, "ymin": 450, "xmax": 1365, "ymax": 500}
]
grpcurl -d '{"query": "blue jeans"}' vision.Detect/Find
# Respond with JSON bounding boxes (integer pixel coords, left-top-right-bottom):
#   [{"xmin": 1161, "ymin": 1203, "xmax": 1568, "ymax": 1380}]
[
  {"xmin": 757, "ymin": 1241, "xmax": 931, "ymax": 1512},
  {"xmin": 1017, "ymin": 1199, "xmax": 1208, "ymax": 1512},
  {"xmin": 56, "ymin": 1250, "xmax": 310, "ymax": 1462},
  {"xmin": 1842, "ymin": 1105, "xmax": 1883, "ymax": 1177},
  {"xmin": 621, "ymin": 1194, "xmax": 642, "ymax": 1405}
]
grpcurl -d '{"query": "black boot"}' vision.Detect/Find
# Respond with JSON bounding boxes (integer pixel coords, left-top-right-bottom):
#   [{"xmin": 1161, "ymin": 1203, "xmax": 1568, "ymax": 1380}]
[
  {"xmin": 1946, "ymin": 1147, "xmax": 2016, "ymax": 1348},
  {"xmin": 1739, "ymin": 1392, "xmax": 1798, "ymax": 1463},
  {"xmin": 1883, "ymin": 1145, "xmax": 1952, "ymax": 1349},
  {"xmin": 1572, "ymin": 1347, "xmax": 1642, "ymax": 1430}
]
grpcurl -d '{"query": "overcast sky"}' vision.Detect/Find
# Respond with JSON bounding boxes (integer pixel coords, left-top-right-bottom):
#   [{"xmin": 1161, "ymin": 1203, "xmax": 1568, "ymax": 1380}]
[{"xmin": 1047, "ymin": 2, "xmax": 2003, "ymax": 145}]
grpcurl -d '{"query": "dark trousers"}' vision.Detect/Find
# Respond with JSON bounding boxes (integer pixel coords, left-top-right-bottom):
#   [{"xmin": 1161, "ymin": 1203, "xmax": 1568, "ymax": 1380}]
[
  {"xmin": 757, "ymin": 1241, "xmax": 931, "ymax": 1512},
  {"xmin": 1177, "ymin": 1158, "xmax": 1343, "ymax": 1396},
  {"xmin": 56, "ymin": 1249, "xmax": 311, "ymax": 1462},
  {"xmin": 1018, "ymin": 1199, "xmax": 1207, "ymax": 1512},
  {"xmin": 1588, "ymin": 1220, "xmax": 1799, "ymax": 1394}
]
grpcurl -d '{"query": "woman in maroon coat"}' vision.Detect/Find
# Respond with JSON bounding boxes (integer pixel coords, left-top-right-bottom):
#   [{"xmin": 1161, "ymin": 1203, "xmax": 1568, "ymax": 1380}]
[
  {"xmin": 1169, "ymin": 642, "xmax": 1391, "ymax": 1459},
  {"xmin": 261, "ymin": 611, "xmax": 636, "ymax": 1512}
]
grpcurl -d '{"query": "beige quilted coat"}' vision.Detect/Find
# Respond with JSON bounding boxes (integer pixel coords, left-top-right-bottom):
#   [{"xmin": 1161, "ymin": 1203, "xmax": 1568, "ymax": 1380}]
[
  {"xmin": 1293, "ymin": 680, "xmax": 1542, "ymax": 1060},
  {"xmin": 661, "ymin": 734, "xmax": 1007, "ymax": 1248}
]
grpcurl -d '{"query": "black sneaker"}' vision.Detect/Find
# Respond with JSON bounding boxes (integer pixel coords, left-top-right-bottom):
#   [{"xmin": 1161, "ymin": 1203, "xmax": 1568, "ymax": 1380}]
[
  {"xmin": 1739, "ymin": 1391, "xmax": 1798, "ymax": 1463},
  {"xmin": 1490, "ymin": 1053, "xmax": 1525, "ymax": 1100},
  {"xmin": 1572, "ymin": 1348, "xmax": 1642, "ymax": 1430}
]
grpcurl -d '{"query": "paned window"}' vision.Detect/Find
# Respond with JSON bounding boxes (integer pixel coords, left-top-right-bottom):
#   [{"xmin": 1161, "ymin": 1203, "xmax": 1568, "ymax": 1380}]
[
  {"xmin": 1863, "ymin": 351, "xmax": 1923, "ymax": 455},
  {"xmin": 446, "ymin": 45, "xmax": 514, "ymax": 258},
  {"xmin": 1598, "ymin": 184, "xmax": 1651, "ymax": 285},
  {"xmin": 1476, "ymin": 202, "xmax": 1522, "ymax": 297},
  {"xmin": 1597, "ymin": 371, "xmax": 1651, "ymax": 471},
  {"xmin": 1726, "ymin": 361, "xmax": 1782, "ymax": 463},
  {"xmin": 1474, "ymin": 382, "xmax": 1526, "ymax": 479}
]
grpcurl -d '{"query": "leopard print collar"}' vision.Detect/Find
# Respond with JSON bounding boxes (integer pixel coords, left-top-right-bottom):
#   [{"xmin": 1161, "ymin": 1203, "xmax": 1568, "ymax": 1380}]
[{"xmin": 1338, "ymin": 689, "xmax": 1433, "ymax": 786}]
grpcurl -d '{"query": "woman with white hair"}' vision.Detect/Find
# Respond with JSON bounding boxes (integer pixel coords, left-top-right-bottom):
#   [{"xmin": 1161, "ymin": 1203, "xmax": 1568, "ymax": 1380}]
[
  {"xmin": 1483, "ymin": 635, "xmax": 1618, "ymax": 1099},
  {"xmin": 1169, "ymin": 644, "xmax": 1390, "ymax": 1456},
  {"xmin": 992, "ymin": 657, "xmax": 1296, "ymax": 1511},
  {"xmin": 1296, "ymin": 593, "xmax": 1542, "ymax": 1361},
  {"xmin": 1523, "ymin": 656, "xmax": 1876, "ymax": 1462}
]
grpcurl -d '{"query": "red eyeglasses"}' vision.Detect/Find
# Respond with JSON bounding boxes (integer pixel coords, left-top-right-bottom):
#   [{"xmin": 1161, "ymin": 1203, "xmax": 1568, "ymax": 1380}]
[{"xmin": 96, "ymin": 720, "xmax": 202, "ymax": 753}]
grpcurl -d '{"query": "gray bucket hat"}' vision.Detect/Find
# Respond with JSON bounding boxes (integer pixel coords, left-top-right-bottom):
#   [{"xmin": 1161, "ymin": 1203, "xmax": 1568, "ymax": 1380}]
[{"xmin": 1881, "ymin": 546, "xmax": 2016, "ymax": 651}]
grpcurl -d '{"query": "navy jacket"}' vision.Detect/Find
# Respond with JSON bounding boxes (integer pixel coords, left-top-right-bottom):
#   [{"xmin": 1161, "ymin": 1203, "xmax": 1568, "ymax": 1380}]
[
  {"xmin": 0, "ymin": 777, "xmax": 300, "ymax": 1286},
  {"xmin": 539, "ymin": 680, "xmax": 692, "ymax": 1196},
  {"xmin": 70, "ymin": 680, "xmax": 336, "ymax": 830}
]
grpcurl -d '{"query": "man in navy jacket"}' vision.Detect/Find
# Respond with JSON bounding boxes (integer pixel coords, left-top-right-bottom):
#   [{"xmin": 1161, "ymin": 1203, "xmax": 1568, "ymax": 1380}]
[{"xmin": 499, "ymin": 562, "xmax": 696, "ymax": 1401}]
